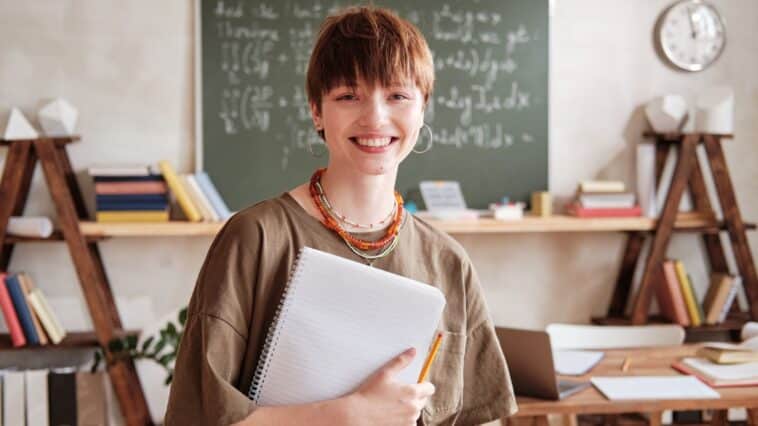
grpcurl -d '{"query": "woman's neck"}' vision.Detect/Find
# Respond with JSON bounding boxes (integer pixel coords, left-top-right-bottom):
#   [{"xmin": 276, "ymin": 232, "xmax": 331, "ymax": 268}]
[{"xmin": 319, "ymin": 165, "xmax": 398, "ymax": 228}]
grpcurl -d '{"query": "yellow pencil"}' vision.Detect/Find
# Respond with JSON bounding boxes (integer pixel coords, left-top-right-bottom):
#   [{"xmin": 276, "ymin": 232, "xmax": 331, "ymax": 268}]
[
  {"xmin": 621, "ymin": 357, "xmax": 632, "ymax": 372},
  {"xmin": 417, "ymin": 332, "xmax": 444, "ymax": 383}
]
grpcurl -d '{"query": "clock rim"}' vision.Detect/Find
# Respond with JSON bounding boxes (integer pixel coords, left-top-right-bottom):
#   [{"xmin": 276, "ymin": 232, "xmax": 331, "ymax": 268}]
[{"xmin": 657, "ymin": 0, "xmax": 727, "ymax": 72}]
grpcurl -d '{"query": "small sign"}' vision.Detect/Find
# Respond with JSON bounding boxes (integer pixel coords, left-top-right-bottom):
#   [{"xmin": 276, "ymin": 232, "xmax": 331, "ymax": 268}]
[{"xmin": 419, "ymin": 181, "xmax": 468, "ymax": 212}]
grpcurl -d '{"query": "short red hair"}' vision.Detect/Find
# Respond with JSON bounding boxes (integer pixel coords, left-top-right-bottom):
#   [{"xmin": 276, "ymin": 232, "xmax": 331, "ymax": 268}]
[{"xmin": 306, "ymin": 6, "xmax": 434, "ymax": 113}]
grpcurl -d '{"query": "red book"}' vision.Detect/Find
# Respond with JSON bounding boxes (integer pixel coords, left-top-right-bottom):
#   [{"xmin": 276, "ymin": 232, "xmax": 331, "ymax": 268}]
[
  {"xmin": 0, "ymin": 273, "xmax": 27, "ymax": 347},
  {"xmin": 95, "ymin": 181, "xmax": 168, "ymax": 195},
  {"xmin": 568, "ymin": 204, "xmax": 642, "ymax": 218}
]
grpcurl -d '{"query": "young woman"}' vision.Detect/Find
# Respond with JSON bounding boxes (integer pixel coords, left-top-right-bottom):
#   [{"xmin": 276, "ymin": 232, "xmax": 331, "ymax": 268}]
[{"xmin": 165, "ymin": 6, "xmax": 515, "ymax": 426}]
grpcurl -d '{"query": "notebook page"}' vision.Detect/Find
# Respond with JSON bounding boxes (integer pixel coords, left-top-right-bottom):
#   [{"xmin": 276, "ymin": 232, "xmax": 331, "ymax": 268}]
[
  {"xmin": 591, "ymin": 376, "xmax": 719, "ymax": 400},
  {"xmin": 254, "ymin": 247, "xmax": 446, "ymax": 406}
]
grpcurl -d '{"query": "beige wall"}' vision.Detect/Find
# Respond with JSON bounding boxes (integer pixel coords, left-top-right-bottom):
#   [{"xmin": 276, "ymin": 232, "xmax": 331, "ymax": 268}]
[{"xmin": 1, "ymin": 0, "xmax": 757, "ymax": 420}]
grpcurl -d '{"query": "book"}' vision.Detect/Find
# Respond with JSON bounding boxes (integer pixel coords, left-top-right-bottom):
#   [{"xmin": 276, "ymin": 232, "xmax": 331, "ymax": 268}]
[
  {"xmin": 28, "ymin": 288, "xmax": 67, "ymax": 344},
  {"xmin": 92, "ymin": 175, "xmax": 164, "ymax": 183},
  {"xmin": 95, "ymin": 210, "xmax": 170, "ymax": 223},
  {"xmin": 0, "ymin": 273, "xmax": 26, "ymax": 347},
  {"xmin": 702, "ymin": 273, "xmax": 735, "ymax": 325},
  {"xmin": 567, "ymin": 204, "xmax": 642, "ymax": 218},
  {"xmin": 48, "ymin": 368, "xmax": 78, "ymax": 425},
  {"xmin": 25, "ymin": 369, "xmax": 49, "ymax": 426},
  {"xmin": 180, "ymin": 174, "xmax": 218, "ymax": 222},
  {"xmin": 96, "ymin": 194, "xmax": 168, "ymax": 203},
  {"xmin": 94, "ymin": 181, "xmax": 168, "ymax": 195},
  {"xmin": 5, "ymin": 273, "xmax": 41, "ymax": 345},
  {"xmin": 695, "ymin": 323, "xmax": 758, "ymax": 364},
  {"xmin": 636, "ymin": 143, "xmax": 657, "ymax": 217},
  {"xmin": 88, "ymin": 164, "xmax": 153, "ymax": 176},
  {"xmin": 2, "ymin": 370, "xmax": 26, "ymax": 425},
  {"xmin": 578, "ymin": 193, "xmax": 636, "ymax": 209},
  {"xmin": 657, "ymin": 262, "xmax": 690, "ymax": 326},
  {"xmin": 76, "ymin": 372, "xmax": 108, "ymax": 425},
  {"xmin": 590, "ymin": 376, "xmax": 718, "ymax": 399},
  {"xmin": 673, "ymin": 357, "xmax": 758, "ymax": 387},
  {"xmin": 187, "ymin": 174, "xmax": 221, "ymax": 221},
  {"xmin": 158, "ymin": 160, "xmax": 202, "ymax": 222},
  {"xmin": 674, "ymin": 260, "xmax": 701, "ymax": 326},
  {"xmin": 95, "ymin": 200, "xmax": 169, "ymax": 211},
  {"xmin": 194, "ymin": 171, "xmax": 233, "ymax": 220},
  {"xmin": 248, "ymin": 247, "xmax": 446, "ymax": 406},
  {"xmin": 18, "ymin": 273, "xmax": 49, "ymax": 345},
  {"xmin": 718, "ymin": 277, "xmax": 741, "ymax": 323},
  {"xmin": 578, "ymin": 180, "xmax": 625, "ymax": 193},
  {"xmin": 689, "ymin": 273, "xmax": 706, "ymax": 324}
]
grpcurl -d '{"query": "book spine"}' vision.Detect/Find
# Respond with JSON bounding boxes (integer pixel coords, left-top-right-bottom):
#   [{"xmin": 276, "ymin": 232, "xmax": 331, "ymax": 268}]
[
  {"xmin": 96, "ymin": 201, "xmax": 169, "ymax": 211},
  {"xmin": 96, "ymin": 194, "xmax": 168, "ymax": 203},
  {"xmin": 195, "ymin": 171, "xmax": 233, "ymax": 220},
  {"xmin": 5, "ymin": 273, "xmax": 40, "ymax": 345},
  {"xmin": 95, "ymin": 211, "xmax": 170, "ymax": 222},
  {"xmin": 25, "ymin": 369, "xmax": 50, "ymax": 426},
  {"xmin": 95, "ymin": 181, "xmax": 168, "ymax": 194},
  {"xmin": 19, "ymin": 273, "xmax": 49, "ymax": 345},
  {"xmin": 186, "ymin": 174, "xmax": 219, "ymax": 221},
  {"xmin": 93, "ymin": 175, "xmax": 164, "ymax": 183},
  {"xmin": 718, "ymin": 277, "xmax": 740, "ymax": 323},
  {"xmin": 48, "ymin": 370, "xmax": 78, "ymax": 425},
  {"xmin": 3, "ymin": 370, "xmax": 26, "ymax": 426},
  {"xmin": 158, "ymin": 160, "xmax": 202, "ymax": 222},
  {"xmin": 688, "ymin": 273, "xmax": 706, "ymax": 325},
  {"xmin": 674, "ymin": 261, "xmax": 701, "ymax": 326},
  {"xmin": 661, "ymin": 261, "xmax": 690, "ymax": 326},
  {"xmin": 569, "ymin": 205, "xmax": 642, "ymax": 218},
  {"xmin": 0, "ymin": 273, "xmax": 27, "ymax": 347},
  {"xmin": 28, "ymin": 289, "xmax": 66, "ymax": 344},
  {"xmin": 180, "ymin": 175, "xmax": 212, "ymax": 222}
]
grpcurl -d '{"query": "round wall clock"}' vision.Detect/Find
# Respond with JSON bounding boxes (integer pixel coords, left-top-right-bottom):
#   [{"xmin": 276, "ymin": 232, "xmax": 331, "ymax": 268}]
[{"xmin": 657, "ymin": 0, "xmax": 726, "ymax": 72}]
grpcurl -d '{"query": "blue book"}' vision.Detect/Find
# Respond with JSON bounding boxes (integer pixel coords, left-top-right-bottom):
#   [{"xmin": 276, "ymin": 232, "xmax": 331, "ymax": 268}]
[
  {"xmin": 4, "ymin": 274, "xmax": 40, "ymax": 345},
  {"xmin": 195, "ymin": 172, "xmax": 232, "ymax": 220},
  {"xmin": 96, "ymin": 194, "xmax": 168, "ymax": 203},
  {"xmin": 93, "ymin": 175, "xmax": 164, "ymax": 183},
  {"xmin": 96, "ymin": 201, "xmax": 169, "ymax": 211}
]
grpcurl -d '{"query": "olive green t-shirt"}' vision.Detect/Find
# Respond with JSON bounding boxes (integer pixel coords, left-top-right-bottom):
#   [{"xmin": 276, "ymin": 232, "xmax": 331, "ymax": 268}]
[{"xmin": 164, "ymin": 193, "xmax": 516, "ymax": 425}]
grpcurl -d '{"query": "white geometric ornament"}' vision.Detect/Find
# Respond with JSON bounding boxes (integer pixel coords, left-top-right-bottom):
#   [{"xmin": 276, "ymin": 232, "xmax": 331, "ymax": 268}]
[
  {"xmin": 644, "ymin": 95, "xmax": 688, "ymax": 133},
  {"xmin": 695, "ymin": 86, "xmax": 734, "ymax": 134},
  {"xmin": 38, "ymin": 98, "xmax": 78, "ymax": 136},
  {"xmin": 2, "ymin": 108, "xmax": 39, "ymax": 140}
]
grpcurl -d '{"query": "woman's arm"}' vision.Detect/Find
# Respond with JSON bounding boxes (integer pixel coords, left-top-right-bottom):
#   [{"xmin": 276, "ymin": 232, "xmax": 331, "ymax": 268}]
[{"xmin": 236, "ymin": 348, "xmax": 435, "ymax": 426}]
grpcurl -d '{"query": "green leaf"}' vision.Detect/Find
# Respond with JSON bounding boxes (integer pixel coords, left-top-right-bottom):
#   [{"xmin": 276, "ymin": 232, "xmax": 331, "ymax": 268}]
[
  {"xmin": 152, "ymin": 339, "xmax": 166, "ymax": 356},
  {"xmin": 141, "ymin": 336, "xmax": 155, "ymax": 352},
  {"xmin": 164, "ymin": 373, "xmax": 173, "ymax": 385},
  {"xmin": 158, "ymin": 354, "xmax": 174, "ymax": 365},
  {"xmin": 108, "ymin": 339, "xmax": 124, "ymax": 353},
  {"xmin": 166, "ymin": 322, "xmax": 177, "ymax": 335},
  {"xmin": 126, "ymin": 334, "xmax": 138, "ymax": 349},
  {"xmin": 178, "ymin": 308, "xmax": 187, "ymax": 326}
]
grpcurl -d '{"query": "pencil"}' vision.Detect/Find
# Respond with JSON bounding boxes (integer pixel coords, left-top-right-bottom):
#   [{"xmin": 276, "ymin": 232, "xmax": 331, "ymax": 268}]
[
  {"xmin": 621, "ymin": 357, "xmax": 632, "ymax": 372},
  {"xmin": 417, "ymin": 332, "xmax": 444, "ymax": 383}
]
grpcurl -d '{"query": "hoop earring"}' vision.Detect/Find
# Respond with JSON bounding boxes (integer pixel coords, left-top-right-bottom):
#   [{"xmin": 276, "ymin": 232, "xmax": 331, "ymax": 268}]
[
  {"xmin": 413, "ymin": 123, "xmax": 433, "ymax": 154},
  {"xmin": 307, "ymin": 131, "xmax": 326, "ymax": 158}
]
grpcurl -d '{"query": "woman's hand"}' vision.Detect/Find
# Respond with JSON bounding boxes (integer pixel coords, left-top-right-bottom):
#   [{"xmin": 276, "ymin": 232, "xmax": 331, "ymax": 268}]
[{"xmin": 344, "ymin": 347, "xmax": 436, "ymax": 426}]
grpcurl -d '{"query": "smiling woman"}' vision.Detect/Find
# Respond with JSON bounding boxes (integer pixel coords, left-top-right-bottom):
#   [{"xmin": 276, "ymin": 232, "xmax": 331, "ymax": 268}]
[{"xmin": 165, "ymin": 6, "xmax": 516, "ymax": 426}]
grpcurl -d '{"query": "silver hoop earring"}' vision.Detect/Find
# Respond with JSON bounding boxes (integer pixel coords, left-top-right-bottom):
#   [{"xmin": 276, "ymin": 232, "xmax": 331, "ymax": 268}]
[
  {"xmin": 307, "ymin": 133, "xmax": 326, "ymax": 158},
  {"xmin": 413, "ymin": 123, "xmax": 433, "ymax": 154}
]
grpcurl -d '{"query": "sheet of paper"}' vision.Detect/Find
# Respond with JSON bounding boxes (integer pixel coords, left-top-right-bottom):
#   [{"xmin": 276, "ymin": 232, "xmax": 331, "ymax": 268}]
[
  {"xmin": 591, "ymin": 376, "xmax": 719, "ymax": 400},
  {"xmin": 683, "ymin": 358, "xmax": 758, "ymax": 380},
  {"xmin": 552, "ymin": 350, "xmax": 604, "ymax": 375}
]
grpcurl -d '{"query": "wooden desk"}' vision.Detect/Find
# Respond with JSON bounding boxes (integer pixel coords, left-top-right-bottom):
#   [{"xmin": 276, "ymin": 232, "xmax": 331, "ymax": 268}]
[{"xmin": 505, "ymin": 345, "xmax": 758, "ymax": 426}]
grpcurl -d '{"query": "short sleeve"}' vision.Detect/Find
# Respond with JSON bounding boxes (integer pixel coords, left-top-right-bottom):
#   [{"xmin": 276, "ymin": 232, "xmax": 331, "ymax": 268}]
[
  {"xmin": 457, "ymin": 260, "xmax": 518, "ymax": 424},
  {"xmin": 164, "ymin": 216, "xmax": 261, "ymax": 425}
]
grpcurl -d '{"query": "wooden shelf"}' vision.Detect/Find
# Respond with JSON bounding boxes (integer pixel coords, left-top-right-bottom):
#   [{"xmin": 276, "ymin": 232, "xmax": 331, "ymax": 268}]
[
  {"xmin": 642, "ymin": 131, "xmax": 733, "ymax": 141},
  {"xmin": 592, "ymin": 313, "xmax": 750, "ymax": 341},
  {"xmin": 0, "ymin": 136, "xmax": 80, "ymax": 146},
  {"xmin": 4, "ymin": 230, "xmax": 105, "ymax": 243},
  {"xmin": 0, "ymin": 330, "xmax": 138, "ymax": 351},
  {"xmin": 75, "ymin": 214, "xmax": 755, "ymax": 236}
]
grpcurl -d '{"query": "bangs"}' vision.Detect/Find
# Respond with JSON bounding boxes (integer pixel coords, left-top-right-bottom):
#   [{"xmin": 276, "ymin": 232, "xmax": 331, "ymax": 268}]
[{"xmin": 306, "ymin": 6, "xmax": 434, "ymax": 110}]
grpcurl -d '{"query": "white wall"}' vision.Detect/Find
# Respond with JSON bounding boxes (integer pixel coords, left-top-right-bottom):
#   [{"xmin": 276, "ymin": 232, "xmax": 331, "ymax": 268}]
[{"xmin": 1, "ymin": 0, "xmax": 757, "ymax": 420}]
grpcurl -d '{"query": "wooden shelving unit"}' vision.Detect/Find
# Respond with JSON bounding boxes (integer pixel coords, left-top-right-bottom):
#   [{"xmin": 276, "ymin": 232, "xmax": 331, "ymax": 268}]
[
  {"xmin": 597, "ymin": 132, "xmax": 757, "ymax": 335},
  {"xmin": 0, "ymin": 137, "xmax": 152, "ymax": 426},
  {"xmin": 0, "ymin": 330, "xmax": 138, "ymax": 351}
]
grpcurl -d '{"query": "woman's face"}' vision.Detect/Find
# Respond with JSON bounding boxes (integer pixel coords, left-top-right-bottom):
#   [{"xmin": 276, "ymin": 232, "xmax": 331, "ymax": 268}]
[{"xmin": 311, "ymin": 79, "xmax": 425, "ymax": 177}]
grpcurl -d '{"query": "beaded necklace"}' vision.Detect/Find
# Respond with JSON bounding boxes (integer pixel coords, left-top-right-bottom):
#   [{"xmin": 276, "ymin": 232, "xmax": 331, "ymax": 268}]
[{"xmin": 309, "ymin": 168, "xmax": 404, "ymax": 260}]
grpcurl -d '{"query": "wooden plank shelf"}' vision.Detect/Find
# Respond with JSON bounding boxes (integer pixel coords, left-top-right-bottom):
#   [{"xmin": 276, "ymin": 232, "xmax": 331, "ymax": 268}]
[
  {"xmin": 0, "ymin": 330, "xmax": 138, "ymax": 351},
  {"xmin": 0, "ymin": 136, "xmax": 80, "ymax": 146},
  {"xmin": 592, "ymin": 313, "xmax": 751, "ymax": 341},
  {"xmin": 76, "ymin": 215, "xmax": 756, "ymax": 236}
]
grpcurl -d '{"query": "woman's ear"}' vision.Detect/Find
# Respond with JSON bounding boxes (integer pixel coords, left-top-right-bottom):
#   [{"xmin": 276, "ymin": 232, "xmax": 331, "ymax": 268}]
[{"xmin": 309, "ymin": 102, "xmax": 322, "ymax": 130}]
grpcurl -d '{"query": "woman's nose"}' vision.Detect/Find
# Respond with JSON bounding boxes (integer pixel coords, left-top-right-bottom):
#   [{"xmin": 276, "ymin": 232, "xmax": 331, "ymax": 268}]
[{"xmin": 358, "ymin": 97, "xmax": 390, "ymax": 128}]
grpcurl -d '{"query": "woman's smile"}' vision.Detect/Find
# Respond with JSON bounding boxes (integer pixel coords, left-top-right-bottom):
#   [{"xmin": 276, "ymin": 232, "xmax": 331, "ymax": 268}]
[{"xmin": 350, "ymin": 135, "xmax": 400, "ymax": 153}]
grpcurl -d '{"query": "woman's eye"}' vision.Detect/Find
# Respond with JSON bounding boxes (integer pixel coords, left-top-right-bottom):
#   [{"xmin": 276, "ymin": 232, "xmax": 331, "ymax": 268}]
[
  {"xmin": 337, "ymin": 94, "xmax": 357, "ymax": 101},
  {"xmin": 390, "ymin": 93, "xmax": 410, "ymax": 101}
]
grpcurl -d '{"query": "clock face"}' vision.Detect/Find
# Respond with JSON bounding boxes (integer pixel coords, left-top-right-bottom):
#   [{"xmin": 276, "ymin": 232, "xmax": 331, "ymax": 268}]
[{"xmin": 658, "ymin": 0, "xmax": 726, "ymax": 71}]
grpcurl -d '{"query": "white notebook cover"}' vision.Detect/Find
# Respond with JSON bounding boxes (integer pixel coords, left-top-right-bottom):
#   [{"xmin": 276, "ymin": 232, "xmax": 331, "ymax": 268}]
[{"xmin": 249, "ymin": 247, "xmax": 446, "ymax": 406}]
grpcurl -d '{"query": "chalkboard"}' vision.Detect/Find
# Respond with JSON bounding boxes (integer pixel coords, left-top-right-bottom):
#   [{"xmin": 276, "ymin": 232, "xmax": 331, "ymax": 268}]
[{"xmin": 198, "ymin": 0, "xmax": 548, "ymax": 210}]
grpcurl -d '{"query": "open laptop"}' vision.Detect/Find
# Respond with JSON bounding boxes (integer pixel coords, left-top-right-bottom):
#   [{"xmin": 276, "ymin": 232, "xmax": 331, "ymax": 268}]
[{"xmin": 495, "ymin": 327, "xmax": 590, "ymax": 400}]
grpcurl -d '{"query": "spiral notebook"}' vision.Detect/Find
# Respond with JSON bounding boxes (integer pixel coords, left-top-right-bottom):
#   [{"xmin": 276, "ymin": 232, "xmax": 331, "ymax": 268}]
[{"xmin": 248, "ymin": 247, "xmax": 446, "ymax": 406}]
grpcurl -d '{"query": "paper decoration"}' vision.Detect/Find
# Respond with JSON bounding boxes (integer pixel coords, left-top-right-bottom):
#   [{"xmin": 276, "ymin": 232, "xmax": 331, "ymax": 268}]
[
  {"xmin": 695, "ymin": 87, "xmax": 734, "ymax": 134},
  {"xmin": 644, "ymin": 95, "xmax": 688, "ymax": 133},
  {"xmin": 38, "ymin": 98, "xmax": 78, "ymax": 136},
  {"xmin": 2, "ymin": 108, "xmax": 39, "ymax": 140}
]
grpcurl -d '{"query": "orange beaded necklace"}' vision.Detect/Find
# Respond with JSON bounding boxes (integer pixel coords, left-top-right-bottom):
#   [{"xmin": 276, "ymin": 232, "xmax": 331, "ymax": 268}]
[{"xmin": 309, "ymin": 168, "xmax": 404, "ymax": 252}]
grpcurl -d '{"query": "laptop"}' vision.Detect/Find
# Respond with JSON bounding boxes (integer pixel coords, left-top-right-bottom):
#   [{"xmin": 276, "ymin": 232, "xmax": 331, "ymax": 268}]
[{"xmin": 495, "ymin": 327, "xmax": 590, "ymax": 400}]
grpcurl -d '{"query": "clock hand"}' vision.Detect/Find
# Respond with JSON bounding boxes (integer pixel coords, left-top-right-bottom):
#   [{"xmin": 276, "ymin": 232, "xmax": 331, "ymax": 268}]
[{"xmin": 687, "ymin": 6, "xmax": 698, "ymax": 39}]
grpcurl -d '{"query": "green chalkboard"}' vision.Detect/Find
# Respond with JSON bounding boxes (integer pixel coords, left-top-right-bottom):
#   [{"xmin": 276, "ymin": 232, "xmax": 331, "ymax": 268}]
[{"xmin": 199, "ymin": 0, "xmax": 548, "ymax": 210}]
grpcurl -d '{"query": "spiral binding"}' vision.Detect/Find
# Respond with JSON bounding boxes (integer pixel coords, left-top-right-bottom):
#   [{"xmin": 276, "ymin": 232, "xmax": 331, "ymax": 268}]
[{"xmin": 248, "ymin": 247, "xmax": 308, "ymax": 402}]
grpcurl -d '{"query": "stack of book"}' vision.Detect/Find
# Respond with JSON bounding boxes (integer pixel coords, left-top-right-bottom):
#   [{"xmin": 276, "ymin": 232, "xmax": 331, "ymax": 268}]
[
  {"xmin": 158, "ymin": 160, "xmax": 232, "ymax": 223},
  {"xmin": 90, "ymin": 165, "xmax": 169, "ymax": 222},
  {"xmin": 0, "ymin": 272, "xmax": 67, "ymax": 347},
  {"xmin": 656, "ymin": 259, "xmax": 740, "ymax": 326},
  {"xmin": 0, "ymin": 368, "xmax": 110, "ymax": 424},
  {"xmin": 567, "ymin": 180, "xmax": 641, "ymax": 218}
]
